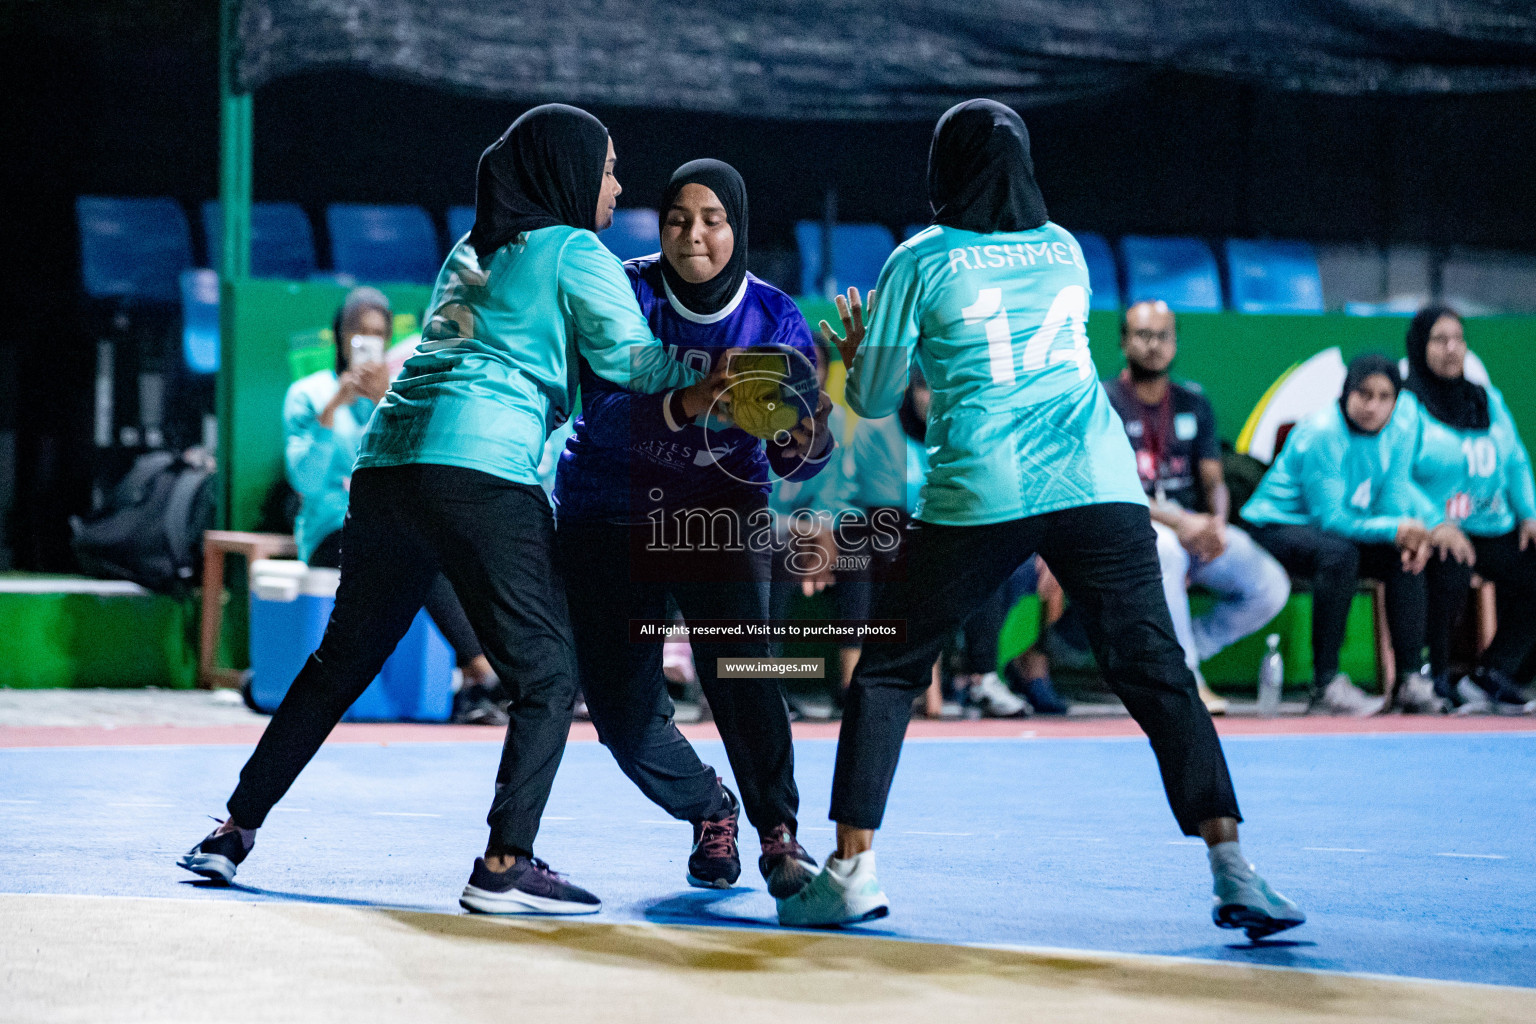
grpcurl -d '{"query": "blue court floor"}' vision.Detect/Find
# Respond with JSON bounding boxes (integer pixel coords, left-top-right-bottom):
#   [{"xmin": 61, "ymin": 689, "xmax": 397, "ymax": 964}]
[{"xmin": 1, "ymin": 731, "xmax": 1531, "ymax": 989}]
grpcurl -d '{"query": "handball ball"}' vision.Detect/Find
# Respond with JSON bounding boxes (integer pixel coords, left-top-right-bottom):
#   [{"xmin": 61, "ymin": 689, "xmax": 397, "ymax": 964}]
[{"xmin": 726, "ymin": 345, "xmax": 819, "ymax": 442}]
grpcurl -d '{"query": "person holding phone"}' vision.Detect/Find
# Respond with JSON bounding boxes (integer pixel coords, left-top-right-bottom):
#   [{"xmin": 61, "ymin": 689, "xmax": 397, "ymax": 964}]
[
  {"xmin": 282, "ymin": 287, "xmax": 506, "ymax": 725},
  {"xmin": 553, "ymin": 159, "xmax": 832, "ymax": 899},
  {"xmin": 779, "ymin": 100, "xmax": 1303, "ymax": 941},
  {"xmin": 178, "ymin": 105, "xmax": 706, "ymax": 914}
]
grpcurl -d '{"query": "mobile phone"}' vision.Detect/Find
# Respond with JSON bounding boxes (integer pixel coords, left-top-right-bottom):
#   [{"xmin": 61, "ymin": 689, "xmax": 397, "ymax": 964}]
[{"xmin": 350, "ymin": 334, "xmax": 385, "ymax": 366}]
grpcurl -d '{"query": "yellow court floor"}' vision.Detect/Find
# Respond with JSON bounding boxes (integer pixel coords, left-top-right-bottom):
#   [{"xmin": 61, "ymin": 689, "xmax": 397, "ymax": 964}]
[{"xmin": 4, "ymin": 894, "xmax": 1531, "ymax": 1024}]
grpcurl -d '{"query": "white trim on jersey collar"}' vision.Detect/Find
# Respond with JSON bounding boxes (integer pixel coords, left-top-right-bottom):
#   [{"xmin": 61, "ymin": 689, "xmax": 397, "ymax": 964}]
[{"xmin": 661, "ymin": 273, "xmax": 749, "ymax": 324}]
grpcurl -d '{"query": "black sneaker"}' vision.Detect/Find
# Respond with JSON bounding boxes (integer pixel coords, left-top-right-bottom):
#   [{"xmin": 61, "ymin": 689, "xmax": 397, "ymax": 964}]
[
  {"xmin": 452, "ymin": 683, "xmax": 510, "ymax": 726},
  {"xmin": 176, "ymin": 822, "xmax": 253, "ymax": 884},
  {"xmin": 758, "ymin": 824, "xmax": 818, "ymax": 899},
  {"xmin": 687, "ymin": 786, "xmax": 741, "ymax": 889},
  {"xmin": 1470, "ymin": 667, "xmax": 1535, "ymax": 716},
  {"xmin": 1006, "ymin": 663, "xmax": 1068, "ymax": 715},
  {"xmin": 459, "ymin": 855, "xmax": 601, "ymax": 914}
]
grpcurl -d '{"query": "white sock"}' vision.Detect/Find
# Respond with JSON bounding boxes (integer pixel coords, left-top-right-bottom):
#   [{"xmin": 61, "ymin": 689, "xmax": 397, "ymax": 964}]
[
  {"xmin": 826, "ymin": 851, "xmax": 873, "ymax": 878},
  {"xmin": 1207, "ymin": 840, "xmax": 1252, "ymax": 878}
]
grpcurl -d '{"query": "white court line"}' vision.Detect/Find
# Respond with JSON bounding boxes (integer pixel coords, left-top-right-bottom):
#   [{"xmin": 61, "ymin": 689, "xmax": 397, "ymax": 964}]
[
  {"xmin": 108, "ymin": 802, "xmax": 174, "ymax": 808},
  {"xmin": 0, "ymin": 799, "xmax": 38, "ymax": 804},
  {"xmin": 370, "ymin": 812, "xmax": 441, "ymax": 818},
  {"xmin": 1436, "ymin": 852, "xmax": 1506, "ymax": 860},
  {"xmin": 543, "ymin": 816, "xmax": 574, "ymax": 821},
  {"xmin": 270, "ymin": 807, "xmax": 310, "ymax": 813},
  {"xmin": 1041, "ymin": 836, "xmax": 1104, "ymax": 843},
  {"xmin": 639, "ymin": 820, "xmax": 681, "ymax": 825},
  {"xmin": 1304, "ymin": 847, "xmax": 1374, "ymax": 853},
  {"xmin": 1166, "ymin": 840, "xmax": 1205, "ymax": 846},
  {"xmin": 800, "ymin": 826, "xmax": 834, "ymax": 832},
  {"xmin": 902, "ymin": 831, "xmax": 974, "ymax": 837}
]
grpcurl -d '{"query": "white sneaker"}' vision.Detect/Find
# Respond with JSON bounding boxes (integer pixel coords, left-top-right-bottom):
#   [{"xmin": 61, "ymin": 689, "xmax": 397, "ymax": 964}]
[
  {"xmin": 1394, "ymin": 672, "xmax": 1447, "ymax": 714},
  {"xmin": 1454, "ymin": 677, "xmax": 1494, "ymax": 715},
  {"xmin": 971, "ymin": 672, "xmax": 1028, "ymax": 718},
  {"xmin": 1315, "ymin": 673, "xmax": 1385, "ymax": 716},
  {"xmin": 1210, "ymin": 845, "xmax": 1305, "ymax": 940},
  {"xmin": 776, "ymin": 851, "xmax": 890, "ymax": 928}
]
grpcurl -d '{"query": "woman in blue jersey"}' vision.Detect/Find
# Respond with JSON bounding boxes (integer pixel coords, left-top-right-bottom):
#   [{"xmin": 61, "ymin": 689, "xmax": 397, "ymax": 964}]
[
  {"xmin": 554, "ymin": 159, "xmax": 833, "ymax": 899},
  {"xmin": 1243, "ymin": 354, "xmax": 1467, "ymax": 714},
  {"xmin": 285, "ymin": 286, "xmax": 505, "ymax": 726},
  {"xmin": 1400, "ymin": 307, "xmax": 1536, "ymax": 714},
  {"xmin": 178, "ymin": 105, "xmax": 705, "ymax": 914},
  {"xmin": 778, "ymin": 99, "xmax": 1303, "ymax": 940}
]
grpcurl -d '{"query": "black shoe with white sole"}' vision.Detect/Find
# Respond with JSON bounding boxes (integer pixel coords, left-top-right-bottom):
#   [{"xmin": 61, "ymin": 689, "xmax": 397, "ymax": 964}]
[
  {"xmin": 759, "ymin": 825, "xmax": 818, "ymax": 899},
  {"xmin": 459, "ymin": 856, "xmax": 601, "ymax": 915},
  {"xmin": 176, "ymin": 825, "xmax": 252, "ymax": 884}
]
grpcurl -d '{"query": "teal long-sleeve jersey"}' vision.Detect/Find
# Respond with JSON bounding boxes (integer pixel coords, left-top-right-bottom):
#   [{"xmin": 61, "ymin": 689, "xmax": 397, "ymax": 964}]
[
  {"xmin": 357, "ymin": 226, "xmax": 701, "ymax": 485},
  {"xmin": 1397, "ymin": 386, "xmax": 1536, "ymax": 538},
  {"xmin": 844, "ymin": 223, "xmax": 1145, "ymax": 526},
  {"xmin": 283, "ymin": 369, "xmax": 376, "ymax": 562},
  {"xmin": 1241, "ymin": 401, "xmax": 1439, "ymax": 543}
]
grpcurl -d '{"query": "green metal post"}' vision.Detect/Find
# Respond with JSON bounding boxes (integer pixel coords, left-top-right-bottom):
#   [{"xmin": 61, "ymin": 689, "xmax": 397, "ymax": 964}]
[{"xmin": 217, "ymin": 0, "xmax": 252, "ymax": 528}]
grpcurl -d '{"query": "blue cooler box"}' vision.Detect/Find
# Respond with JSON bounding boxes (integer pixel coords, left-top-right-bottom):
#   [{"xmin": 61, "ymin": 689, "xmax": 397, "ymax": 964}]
[{"xmin": 248, "ymin": 560, "xmax": 454, "ymax": 722}]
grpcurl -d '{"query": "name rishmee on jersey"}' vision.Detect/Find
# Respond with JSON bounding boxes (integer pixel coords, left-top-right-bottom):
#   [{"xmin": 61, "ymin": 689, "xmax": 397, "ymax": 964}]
[{"xmin": 947, "ymin": 242, "xmax": 1084, "ymax": 274}]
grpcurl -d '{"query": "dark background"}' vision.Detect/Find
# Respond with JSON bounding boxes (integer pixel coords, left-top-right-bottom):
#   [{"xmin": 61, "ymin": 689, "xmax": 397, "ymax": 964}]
[{"xmin": 4, "ymin": 0, "xmax": 1535, "ymax": 570}]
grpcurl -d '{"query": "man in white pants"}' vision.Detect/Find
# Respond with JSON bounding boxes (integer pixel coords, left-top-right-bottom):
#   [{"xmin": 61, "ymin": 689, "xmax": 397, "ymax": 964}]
[{"xmin": 1103, "ymin": 301, "xmax": 1291, "ymax": 713}]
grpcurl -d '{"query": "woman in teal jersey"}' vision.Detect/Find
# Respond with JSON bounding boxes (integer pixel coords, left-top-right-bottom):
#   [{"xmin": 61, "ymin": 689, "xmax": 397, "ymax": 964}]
[
  {"xmin": 286, "ymin": 287, "xmax": 505, "ymax": 726},
  {"xmin": 178, "ymin": 105, "xmax": 708, "ymax": 913},
  {"xmin": 1243, "ymin": 354, "xmax": 1466, "ymax": 713},
  {"xmin": 778, "ymin": 99, "xmax": 1303, "ymax": 940},
  {"xmin": 1401, "ymin": 306, "xmax": 1536, "ymax": 713}
]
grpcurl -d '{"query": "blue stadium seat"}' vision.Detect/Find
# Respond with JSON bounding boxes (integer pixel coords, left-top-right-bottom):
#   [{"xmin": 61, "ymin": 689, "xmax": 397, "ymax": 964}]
[
  {"xmin": 795, "ymin": 222, "xmax": 896, "ymax": 298},
  {"xmin": 602, "ymin": 208, "xmax": 661, "ymax": 262},
  {"xmin": 1225, "ymin": 240, "xmax": 1324, "ymax": 314},
  {"xmin": 447, "ymin": 205, "xmax": 475, "ymax": 244},
  {"xmin": 1074, "ymin": 231, "xmax": 1121, "ymax": 310},
  {"xmin": 325, "ymin": 204, "xmax": 441, "ymax": 284},
  {"xmin": 179, "ymin": 269, "xmax": 220, "ymax": 375},
  {"xmin": 76, "ymin": 196, "xmax": 193, "ymax": 303},
  {"xmin": 1120, "ymin": 236, "xmax": 1222, "ymax": 311},
  {"xmin": 201, "ymin": 201, "xmax": 317, "ymax": 280}
]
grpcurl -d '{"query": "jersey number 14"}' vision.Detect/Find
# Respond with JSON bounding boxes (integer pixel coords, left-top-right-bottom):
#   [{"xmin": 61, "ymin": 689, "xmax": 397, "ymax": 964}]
[{"xmin": 961, "ymin": 285, "xmax": 1092, "ymax": 386}]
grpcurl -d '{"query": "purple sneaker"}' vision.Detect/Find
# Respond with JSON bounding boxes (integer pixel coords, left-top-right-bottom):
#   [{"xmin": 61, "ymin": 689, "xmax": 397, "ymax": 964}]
[
  {"xmin": 687, "ymin": 787, "xmax": 741, "ymax": 889},
  {"xmin": 759, "ymin": 825, "xmax": 818, "ymax": 899},
  {"xmin": 459, "ymin": 856, "xmax": 601, "ymax": 915}
]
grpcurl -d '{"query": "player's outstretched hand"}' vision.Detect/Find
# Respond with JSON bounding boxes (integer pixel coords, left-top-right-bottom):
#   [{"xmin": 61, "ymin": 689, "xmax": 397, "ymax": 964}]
[{"xmin": 819, "ymin": 287, "xmax": 875, "ymax": 368}]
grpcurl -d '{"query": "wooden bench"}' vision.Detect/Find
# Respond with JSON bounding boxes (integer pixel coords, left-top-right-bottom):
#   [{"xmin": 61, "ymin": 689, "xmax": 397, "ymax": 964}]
[{"xmin": 198, "ymin": 530, "xmax": 297, "ymax": 689}]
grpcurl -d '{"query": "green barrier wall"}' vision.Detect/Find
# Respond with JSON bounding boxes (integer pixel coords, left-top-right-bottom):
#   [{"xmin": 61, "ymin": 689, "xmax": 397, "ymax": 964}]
[
  {"xmin": 0, "ymin": 585, "xmax": 197, "ymax": 689},
  {"xmin": 213, "ymin": 284, "xmax": 1531, "ymax": 684}
]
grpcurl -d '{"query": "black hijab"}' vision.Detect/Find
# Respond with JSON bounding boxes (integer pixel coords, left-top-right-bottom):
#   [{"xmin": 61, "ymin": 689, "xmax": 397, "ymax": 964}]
[
  {"xmin": 1403, "ymin": 305, "xmax": 1489, "ymax": 431},
  {"xmin": 658, "ymin": 159, "xmax": 748, "ymax": 316},
  {"xmin": 467, "ymin": 104, "xmax": 610, "ymax": 257},
  {"xmin": 928, "ymin": 99, "xmax": 1049, "ymax": 234},
  {"xmin": 1339, "ymin": 353, "xmax": 1401, "ymax": 435}
]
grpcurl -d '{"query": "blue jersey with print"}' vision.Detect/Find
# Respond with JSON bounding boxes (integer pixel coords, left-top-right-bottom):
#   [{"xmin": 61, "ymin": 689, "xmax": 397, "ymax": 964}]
[{"xmin": 554, "ymin": 256, "xmax": 828, "ymax": 523}]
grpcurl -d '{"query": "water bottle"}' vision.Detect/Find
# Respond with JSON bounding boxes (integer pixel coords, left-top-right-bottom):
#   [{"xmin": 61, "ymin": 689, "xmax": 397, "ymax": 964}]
[{"xmin": 1257, "ymin": 633, "xmax": 1283, "ymax": 718}]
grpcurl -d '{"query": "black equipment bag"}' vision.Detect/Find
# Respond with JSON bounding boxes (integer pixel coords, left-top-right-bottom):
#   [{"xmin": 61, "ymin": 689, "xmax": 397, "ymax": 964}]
[{"xmin": 70, "ymin": 448, "xmax": 216, "ymax": 594}]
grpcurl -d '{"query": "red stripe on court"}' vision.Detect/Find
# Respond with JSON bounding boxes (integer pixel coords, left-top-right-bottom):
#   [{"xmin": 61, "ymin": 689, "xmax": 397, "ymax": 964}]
[{"xmin": 1, "ymin": 715, "xmax": 1533, "ymax": 749}]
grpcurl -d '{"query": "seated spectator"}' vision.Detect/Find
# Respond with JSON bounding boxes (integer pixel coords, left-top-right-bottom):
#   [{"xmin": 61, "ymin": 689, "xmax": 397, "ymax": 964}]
[
  {"xmin": 283, "ymin": 287, "xmax": 505, "ymax": 724},
  {"xmin": 1243, "ymin": 354, "xmax": 1455, "ymax": 714},
  {"xmin": 1104, "ymin": 301, "xmax": 1291, "ymax": 714},
  {"xmin": 957, "ymin": 556, "xmax": 1070, "ymax": 716},
  {"xmin": 1398, "ymin": 306, "xmax": 1536, "ymax": 714}
]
